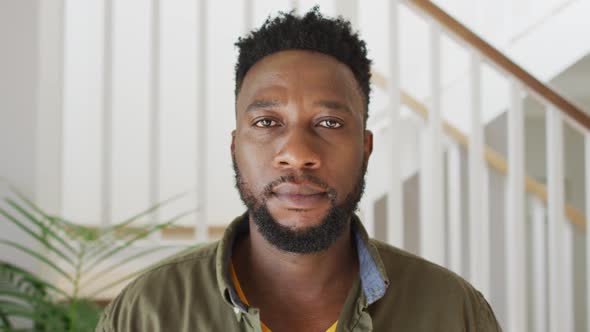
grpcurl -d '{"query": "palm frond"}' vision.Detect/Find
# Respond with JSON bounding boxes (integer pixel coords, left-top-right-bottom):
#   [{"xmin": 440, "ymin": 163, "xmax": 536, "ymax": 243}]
[
  {"xmin": 4, "ymin": 198, "xmax": 78, "ymax": 255},
  {"xmin": 0, "ymin": 303, "xmax": 68, "ymax": 332},
  {"xmin": 82, "ymin": 209, "xmax": 196, "ymax": 274},
  {"xmin": 7, "ymin": 187, "xmax": 71, "ymax": 237},
  {"xmin": 0, "ymin": 203, "xmax": 77, "ymax": 267},
  {"xmin": 0, "ymin": 263, "xmax": 69, "ymax": 299},
  {"xmin": 106, "ymin": 191, "xmax": 188, "ymax": 233},
  {"xmin": 82, "ymin": 191, "xmax": 188, "ymax": 258},
  {"xmin": 79, "ymin": 245, "xmax": 176, "ymax": 292},
  {"xmin": 0, "ymin": 261, "xmax": 69, "ymax": 332},
  {"xmin": 0, "ymin": 241, "xmax": 73, "ymax": 283},
  {"xmin": 0, "ymin": 181, "xmax": 196, "ymax": 331},
  {"xmin": 0, "ymin": 308, "xmax": 11, "ymax": 329},
  {"xmin": 0, "ymin": 291, "xmax": 53, "ymax": 309}
]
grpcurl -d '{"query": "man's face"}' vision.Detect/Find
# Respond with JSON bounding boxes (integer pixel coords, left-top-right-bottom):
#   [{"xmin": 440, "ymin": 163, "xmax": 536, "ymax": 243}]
[{"xmin": 232, "ymin": 50, "xmax": 373, "ymax": 253}]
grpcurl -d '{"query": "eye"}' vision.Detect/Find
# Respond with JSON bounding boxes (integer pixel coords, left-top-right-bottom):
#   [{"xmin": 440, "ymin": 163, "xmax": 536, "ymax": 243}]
[
  {"xmin": 253, "ymin": 118, "xmax": 279, "ymax": 128},
  {"xmin": 318, "ymin": 119, "xmax": 342, "ymax": 129}
]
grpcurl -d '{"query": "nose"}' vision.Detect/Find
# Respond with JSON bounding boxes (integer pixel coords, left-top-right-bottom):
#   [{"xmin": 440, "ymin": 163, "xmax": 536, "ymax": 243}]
[{"xmin": 272, "ymin": 128, "xmax": 321, "ymax": 170}]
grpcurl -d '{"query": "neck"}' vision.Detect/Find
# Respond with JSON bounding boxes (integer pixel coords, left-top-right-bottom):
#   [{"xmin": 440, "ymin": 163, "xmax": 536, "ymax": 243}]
[{"xmin": 233, "ymin": 215, "xmax": 358, "ymax": 297}]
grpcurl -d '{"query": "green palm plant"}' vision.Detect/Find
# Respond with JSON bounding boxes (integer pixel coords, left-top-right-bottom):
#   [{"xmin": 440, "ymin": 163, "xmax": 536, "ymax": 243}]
[
  {"xmin": 1, "ymin": 261, "xmax": 72, "ymax": 331},
  {"xmin": 0, "ymin": 183, "xmax": 199, "ymax": 332}
]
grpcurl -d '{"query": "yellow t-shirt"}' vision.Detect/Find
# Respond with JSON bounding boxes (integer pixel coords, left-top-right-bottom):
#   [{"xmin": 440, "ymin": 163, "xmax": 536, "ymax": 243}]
[{"xmin": 230, "ymin": 261, "xmax": 338, "ymax": 332}]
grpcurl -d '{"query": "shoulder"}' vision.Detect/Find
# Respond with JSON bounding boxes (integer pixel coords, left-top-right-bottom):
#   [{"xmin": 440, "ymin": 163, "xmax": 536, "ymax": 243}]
[
  {"xmin": 96, "ymin": 241, "xmax": 221, "ymax": 331},
  {"xmin": 369, "ymin": 240, "xmax": 501, "ymax": 331},
  {"xmin": 129, "ymin": 240, "xmax": 219, "ymax": 291},
  {"xmin": 371, "ymin": 239, "xmax": 471, "ymax": 292},
  {"xmin": 372, "ymin": 240, "xmax": 460, "ymax": 279}
]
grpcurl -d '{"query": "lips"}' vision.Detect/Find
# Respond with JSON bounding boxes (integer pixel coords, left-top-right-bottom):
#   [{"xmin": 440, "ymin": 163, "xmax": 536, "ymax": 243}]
[{"xmin": 271, "ymin": 183, "xmax": 329, "ymax": 209}]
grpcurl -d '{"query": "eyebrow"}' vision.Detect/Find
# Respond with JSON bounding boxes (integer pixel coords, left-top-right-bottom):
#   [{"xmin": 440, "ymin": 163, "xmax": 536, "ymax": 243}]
[
  {"xmin": 245, "ymin": 99, "xmax": 284, "ymax": 113},
  {"xmin": 313, "ymin": 100, "xmax": 353, "ymax": 115},
  {"xmin": 244, "ymin": 99, "xmax": 353, "ymax": 115}
]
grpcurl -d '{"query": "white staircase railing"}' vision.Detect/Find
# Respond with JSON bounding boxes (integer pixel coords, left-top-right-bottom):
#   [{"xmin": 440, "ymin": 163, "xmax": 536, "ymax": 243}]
[{"xmin": 374, "ymin": 1, "xmax": 590, "ymax": 331}]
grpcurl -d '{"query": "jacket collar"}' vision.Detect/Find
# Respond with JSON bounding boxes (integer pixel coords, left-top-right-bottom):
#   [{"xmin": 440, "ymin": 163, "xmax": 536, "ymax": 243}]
[
  {"xmin": 215, "ymin": 212, "xmax": 390, "ymax": 311},
  {"xmin": 351, "ymin": 218, "xmax": 390, "ymax": 305}
]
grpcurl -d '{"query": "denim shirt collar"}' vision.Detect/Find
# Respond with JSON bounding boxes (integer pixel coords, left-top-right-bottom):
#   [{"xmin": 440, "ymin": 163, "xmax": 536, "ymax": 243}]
[
  {"xmin": 217, "ymin": 213, "xmax": 390, "ymax": 312},
  {"xmin": 352, "ymin": 222, "xmax": 389, "ymax": 305}
]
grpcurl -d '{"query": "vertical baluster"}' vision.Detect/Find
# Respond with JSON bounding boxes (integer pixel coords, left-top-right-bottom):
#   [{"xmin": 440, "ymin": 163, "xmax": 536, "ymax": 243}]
[
  {"xmin": 419, "ymin": 127, "xmax": 429, "ymax": 253},
  {"xmin": 563, "ymin": 213, "xmax": 574, "ymax": 332},
  {"xmin": 336, "ymin": 0, "xmax": 358, "ymax": 27},
  {"xmin": 195, "ymin": 0, "xmax": 208, "ymax": 241},
  {"xmin": 546, "ymin": 106, "xmax": 572, "ymax": 331},
  {"xmin": 505, "ymin": 81, "xmax": 526, "ymax": 331},
  {"xmin": 481, "ymin": 165, "xmax": 491, "ymax": 298},
  {"xmin": 244, "ymin": 0, "xmax": 253, "ymax": 32},
  {"xmin": 35, "ymin": 0, "xmax": 65, "ymax": 283},
  {"xmin": 447, "ymin": 143, "xmax": 462, "ymax": 273},
  {"xmin": 530, "ymin": 196, "xmax": 548, "ymax": 332},
  {"xmin": 36, "ymin": 0, "xmax": 65, "ymax": 216},
  {"xmin": 362, "ymin": 196, "xmax": 376, "ymax": 239},
  {"xmin": 419, "ymin": 21, "xmax": 445, "ymax": 265},
  {"xmin": 387, "ymin": 0, "xmax": 403, "ymax": 248},
  {"xmin": 586, "ymin": 132, "xmax": 590, "ymax": 332},
  {"xmin": 468, "ymin": 52, "xmax": 486, "ymax": 294},
  {"xmin": 149, "ymin": 0, "xmax": 161, "ymax": 240},
  {"xmin": 101, "ymin": 0, "xmax": 113, "ymax": 227}
]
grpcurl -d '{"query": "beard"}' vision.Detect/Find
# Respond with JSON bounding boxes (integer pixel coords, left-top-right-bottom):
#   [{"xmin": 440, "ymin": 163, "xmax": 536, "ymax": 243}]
[{"xmin": 232, "ymin": 154, "xmax": 367, "ymax": 254}]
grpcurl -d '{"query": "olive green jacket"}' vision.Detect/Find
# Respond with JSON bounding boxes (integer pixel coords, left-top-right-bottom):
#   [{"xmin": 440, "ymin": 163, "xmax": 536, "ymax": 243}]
[{"xmin": 96, "ymin": 214, "xmax": 501, "ymax": 331}]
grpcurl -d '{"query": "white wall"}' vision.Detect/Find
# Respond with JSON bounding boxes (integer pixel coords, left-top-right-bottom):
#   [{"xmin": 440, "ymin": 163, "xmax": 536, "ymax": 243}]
[
  {"xmin": 0, "ymin": 0, "xmax": 64, "ymax": 272},
  {"xmin": 0, "ymin": 0, "xmax": 41, "ymax": 273}
]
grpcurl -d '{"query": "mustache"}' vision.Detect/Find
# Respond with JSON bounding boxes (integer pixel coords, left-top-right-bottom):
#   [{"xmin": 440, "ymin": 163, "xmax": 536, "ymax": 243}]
[{"xmin": 262, "ymin": 174, "xmax": 337, "ymax": 201}]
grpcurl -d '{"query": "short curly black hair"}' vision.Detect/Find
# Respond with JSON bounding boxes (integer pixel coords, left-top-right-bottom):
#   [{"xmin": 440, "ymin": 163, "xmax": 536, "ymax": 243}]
[{"xmin": 234, "ymin": 7, "xmax": 372, "ymax": 124}]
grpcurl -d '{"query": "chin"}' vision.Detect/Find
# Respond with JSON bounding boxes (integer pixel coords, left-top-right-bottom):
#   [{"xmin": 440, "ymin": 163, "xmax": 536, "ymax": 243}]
[{"xmin": 271, "ymin": 208, "xmax": 329, "ymax": 230}]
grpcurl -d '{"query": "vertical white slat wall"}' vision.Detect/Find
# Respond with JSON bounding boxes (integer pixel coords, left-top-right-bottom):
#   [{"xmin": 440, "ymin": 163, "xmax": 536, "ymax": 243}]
[
  {"xmin": 361, "ymin": 194, "xmax": 376, "ymax": 238},
  {"xmin": 244, "ymin": 0, "xmax": 253, "ymax": 33},
  {"xmin": 468, "ymin": 52, "xmax": 487, "ymax": 295},
  {"xmin": 335, "ymin": 0, "xmax": 358, "ymax": 28},
  {"xmin": 546, "ymin": 106, "xmax": 573, "ymax": 332},
  {"xmin": 36, "ymin": 0, "xmax": 65, "ymax": 283},
  {"xmin": 530, "ymin": 197, "xmax": 548, "ymax": 332},
  {"xmin": 505, "ymin": 80, "xmax": 527, "ymax": 331},
  {"xmin": 36, "ymin": 0, "xmax": 65, "ymax": 216},
  {"xmin": 387, "ymin": 0, "xmax": 404, "ymax": 248},
  {"xmin": 419, "ymin": 20, "xmax": 445, "ymax": 265},
  {"xmin": 149, "ymin": 0, "xmax": 161, "ymax": 239},
  {"xmin": 586, "ymin": 132, "xmax": 590, "ymax": 332},
  {"xmin": 101, "ymin": 0, "xmax": 114, "ymax": 227},
  {"xmin": 195, "ymin": 0, "xmax": 208, "ymax": 241},
  {"xmin": 446, "ymin": 143, "xmax": 462, "ymax": 274}
]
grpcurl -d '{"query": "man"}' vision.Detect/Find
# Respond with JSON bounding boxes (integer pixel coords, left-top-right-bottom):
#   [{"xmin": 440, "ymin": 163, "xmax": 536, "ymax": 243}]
[{"xmin": 96, "ymin": 8, "xmax": 501, "ymax": 332}]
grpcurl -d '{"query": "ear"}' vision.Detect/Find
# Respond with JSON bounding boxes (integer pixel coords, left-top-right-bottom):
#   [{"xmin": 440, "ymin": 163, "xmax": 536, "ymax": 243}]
[{"xmin": 363, "ymin": 130, "xmax": 373, "ymax": 165}]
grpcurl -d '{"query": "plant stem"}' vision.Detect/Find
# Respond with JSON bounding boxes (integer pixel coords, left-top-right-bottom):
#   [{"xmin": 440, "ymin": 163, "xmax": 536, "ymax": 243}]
[{"xmin": 69, "ymin": 243, "xmax": 85, "ymax": 332}]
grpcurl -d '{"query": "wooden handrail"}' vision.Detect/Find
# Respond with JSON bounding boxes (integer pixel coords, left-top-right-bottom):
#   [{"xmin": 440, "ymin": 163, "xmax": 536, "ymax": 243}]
[
  {"xmin": 403, "ymin": 0, "xmax": 590, "ymax": 132},
  {"xmin": 371, "ymin": 71, "xmax": 586, "ymax": 232},
  {"xmin": 161, "ymin": 225, "xmax": 225, "ymax": 239},
  {"xmin": 74, "ymin": 224, "xmax": 226, "ymax": 241}
]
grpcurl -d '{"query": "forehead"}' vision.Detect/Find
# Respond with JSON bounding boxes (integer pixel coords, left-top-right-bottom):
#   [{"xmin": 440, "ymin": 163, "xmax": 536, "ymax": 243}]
[{"xmin": 236, "ymin": 50, "xmax": 364, "ymax": 113}]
